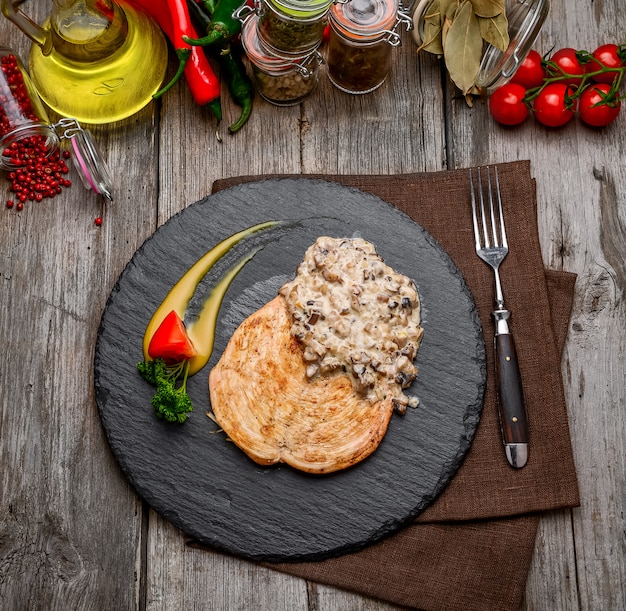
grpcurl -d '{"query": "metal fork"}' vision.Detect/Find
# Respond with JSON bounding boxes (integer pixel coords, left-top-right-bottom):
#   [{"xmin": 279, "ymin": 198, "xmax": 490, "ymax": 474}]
[{"xmin": 470, "ymin": 167, "xmax": 528, "ymax": 469}]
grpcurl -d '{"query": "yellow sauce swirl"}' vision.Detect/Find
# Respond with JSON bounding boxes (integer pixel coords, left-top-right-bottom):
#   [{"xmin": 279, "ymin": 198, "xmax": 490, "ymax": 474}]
[{"xmin": 142, "ymin": 220, "xmax": 279, "ymax": 374}]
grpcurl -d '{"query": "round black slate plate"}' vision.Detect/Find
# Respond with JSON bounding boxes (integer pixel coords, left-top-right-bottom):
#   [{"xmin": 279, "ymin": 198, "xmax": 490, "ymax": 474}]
[{"xmin": 94, "ymin": 178, "xmax": 486, "ymax": 563}]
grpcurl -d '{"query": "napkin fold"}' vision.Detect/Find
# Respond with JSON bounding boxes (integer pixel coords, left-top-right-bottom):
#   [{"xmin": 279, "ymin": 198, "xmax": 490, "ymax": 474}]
[{"xmin": 211, "ymin": 161, "xmax": 579, "ymax": 611}]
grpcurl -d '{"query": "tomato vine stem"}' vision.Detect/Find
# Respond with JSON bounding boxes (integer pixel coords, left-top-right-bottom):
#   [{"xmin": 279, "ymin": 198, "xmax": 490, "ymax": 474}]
[{"xmin": 523, "ymin": 63, "xmax": 625, "ymax": 109}]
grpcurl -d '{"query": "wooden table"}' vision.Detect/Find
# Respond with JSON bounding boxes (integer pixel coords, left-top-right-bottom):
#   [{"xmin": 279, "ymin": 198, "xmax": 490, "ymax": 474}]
[{"xmin": 1, "ymin": 1, "xmax": 624, "ymax": 609}]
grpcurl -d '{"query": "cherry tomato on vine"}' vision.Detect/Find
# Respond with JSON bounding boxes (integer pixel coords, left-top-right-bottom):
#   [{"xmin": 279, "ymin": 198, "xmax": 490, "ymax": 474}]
[
  {"xmin": 510, "ymin": 50, "xmax": 546, "ymax": 89},
  {"xmin": 489, "ymin": 83, "xmax": 529, "ymax": 125},
  {"xmin": 533, "ymin": 83, "xmax": 577, "ymax": 127},
  {"xmin": 548, "ymin": 47, "xmax": 587, "ymax": 85},
  {"xmin": 588, "ymin": 44, "xmax": 626, "ymax": 84},
  {"xmin": 579, "ymin": 83, "xmax": 622, "ymax": 127}
]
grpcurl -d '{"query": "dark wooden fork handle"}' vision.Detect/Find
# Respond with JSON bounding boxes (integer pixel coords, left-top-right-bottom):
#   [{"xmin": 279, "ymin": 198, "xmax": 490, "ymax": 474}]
[{"xmin": 494, "ymin": 310, "xmax": 529, "ymax": 468}]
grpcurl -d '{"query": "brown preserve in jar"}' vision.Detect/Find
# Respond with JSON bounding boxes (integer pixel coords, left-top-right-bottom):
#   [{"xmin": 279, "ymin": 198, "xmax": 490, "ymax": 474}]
[{"xmin": 326, "ymin": 0, "xmax": 401, "ymax": 94}]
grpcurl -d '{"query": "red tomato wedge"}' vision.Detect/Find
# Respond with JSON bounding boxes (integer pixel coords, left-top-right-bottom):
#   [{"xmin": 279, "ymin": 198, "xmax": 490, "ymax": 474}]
[{"xmin": 148, "ymin": 310, "xmax": 197, "ymax": 363}]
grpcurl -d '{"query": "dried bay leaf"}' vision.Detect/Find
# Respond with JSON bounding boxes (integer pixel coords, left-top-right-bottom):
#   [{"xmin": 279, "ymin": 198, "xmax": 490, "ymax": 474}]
[
  {"xmin": 417, "ymin": 0, "xmax": 444, "ymax": 54},
  {"xmin": 421, "ymin": 24, "xmax": 444, "ymax": 54},
  {"xmin": 441, "ymin": 0, "xmax": 459, "ymax": 22},
  {"xmin": 470, "ymin": 0, "xmax": 505, "ymax": 18},
  {"xmin": 464, "ymin": 86, "xmax": 483, "ymax": 106},
  {"xmin": 441, "ymin": 15, "xmax": 452, "ymax": 49},
  {"xmin": 479, "ymin": 11, "xmax": 510, "ymax": 52},
  {"xmin": 439, "ymin": 0, "xmax": 458, "ymax": 48},
  {"xmin": 423, "ymin": 0, "xmax": 443, "ymax": 21},
  {"xmin": 443, "ymin": 0, "xmax": 483, "ymax": 93}
]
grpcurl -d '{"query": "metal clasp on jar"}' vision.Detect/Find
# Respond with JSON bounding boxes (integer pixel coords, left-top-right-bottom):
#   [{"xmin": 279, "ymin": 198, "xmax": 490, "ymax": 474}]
[
  {"xmin": 381, "ymin": 7, "xmax": 414, "ymax": 46},
  {"xmin": 295, "ymin": 49, "xmax": 324, "ymax": 78},
  {"xmin": 52, "ymin": 117, "xmax": 85, "ymax": 140},
  {"xmin": 233, "ymin": 1, "xmax": 257, "ymax": 23},
  {"xmin": 397, "ymin": 2, "xmax": 414, "ymax": 31}
]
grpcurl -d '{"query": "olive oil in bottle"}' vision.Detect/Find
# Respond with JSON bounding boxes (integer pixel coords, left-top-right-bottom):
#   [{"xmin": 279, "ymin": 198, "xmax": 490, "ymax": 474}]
[{"xmin": 27, "ymin": 1, "xmax": 167, "ymax": 124}]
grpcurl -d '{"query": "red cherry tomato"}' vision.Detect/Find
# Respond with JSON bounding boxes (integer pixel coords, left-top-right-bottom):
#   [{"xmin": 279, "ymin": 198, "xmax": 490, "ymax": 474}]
[
  {"xmin": 548, "ymin": 48, "xmax": 587, "ymax": 85},
  {"xmin": 488, "ymin": 83, "xmax": 529, "ymax": 125},
  {"xmin": 588, "ymin": 44, "xmax": 626, "ymax": 84},
  {"xmin": 148, "ymin": 310, "xmax": 197, "ymax": 364},
  {"xmin": 579, "ymin": 83, "xmax": 622, "ymax": 127},
  {"xmin": 533, "ymin": 83, "xmax": 577, "ymax": 127},
  {"xmin": 510, "ymin": 50, "xmax": 546, "ymax": 89}
]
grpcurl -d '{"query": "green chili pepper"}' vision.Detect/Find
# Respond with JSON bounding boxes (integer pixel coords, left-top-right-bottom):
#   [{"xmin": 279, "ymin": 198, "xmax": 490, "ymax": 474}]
[
  {"xmin": 201, "ymin": 0, "xmax": 218, "ymax": 15},
  {"xmin": 183, "ymin": 0, "xmax": 244, "ymax": 46},
  {"xmin": 186, "ymin": 0, "xmax": 213, "ymax": 33},
  {"xmin": 218, "ymin": 43, "xmax": 254, "ymax": 133},
  {"xmin": 186, "ymin": 0, "xmax": 254, "ymax": 133}
]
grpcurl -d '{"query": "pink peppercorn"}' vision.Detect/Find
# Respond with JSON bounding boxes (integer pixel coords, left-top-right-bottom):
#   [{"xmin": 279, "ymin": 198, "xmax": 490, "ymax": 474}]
[{"xmin": 1, "ymin": 51, "xmax": 72, "ymax": 211}]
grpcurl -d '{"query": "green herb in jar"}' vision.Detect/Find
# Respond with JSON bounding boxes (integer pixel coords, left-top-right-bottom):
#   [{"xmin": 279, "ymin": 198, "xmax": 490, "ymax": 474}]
[{"xmin": 257, "ymin": 2, "xmax": 327, "ymax": 54}]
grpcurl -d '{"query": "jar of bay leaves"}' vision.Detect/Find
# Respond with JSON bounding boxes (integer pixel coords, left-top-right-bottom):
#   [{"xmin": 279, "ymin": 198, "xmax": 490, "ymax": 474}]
[
  {"xmin": 241, "ymin": 15, "xmax": 323, "ymax": 106},
  {"xmin": 326, "ymin": 0, "xmax": 411, "ymax": 95},
  {"xmin": 476, "ymin": 0, "xmax": 550, "ymax": 89},
  {"xmin": 256, "ymin": 0, "xmax": 333, "ymax": 56},
  {"xmin": 412, "ymin": 0, "xmax": 550, "ymax": 93}
]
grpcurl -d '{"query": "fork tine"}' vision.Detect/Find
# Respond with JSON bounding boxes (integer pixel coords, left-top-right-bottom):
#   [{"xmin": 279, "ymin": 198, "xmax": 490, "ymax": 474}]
[
  {"xmin": 469, "ymin": 169, "xmax": 482, "ymax": 250},
  {"xmin": 486, "ymin": 167, "xmax": 499, "ymax": 247},
  {"xmin": 493, "ymin": 166, "xmax": 508, "ymax": 249},
  {"xmin": 478, "ymin": 168, "xmax": 491, "ymax": 248}
]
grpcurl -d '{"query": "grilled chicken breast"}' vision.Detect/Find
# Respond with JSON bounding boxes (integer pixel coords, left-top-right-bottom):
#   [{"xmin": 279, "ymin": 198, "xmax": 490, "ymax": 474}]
[{"xmin": 208, "ymin": 296, "xmax": 395, "ymax": 474}]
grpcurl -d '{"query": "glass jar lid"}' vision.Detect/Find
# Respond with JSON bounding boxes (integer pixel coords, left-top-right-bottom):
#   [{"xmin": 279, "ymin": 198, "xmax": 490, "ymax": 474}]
[
  {"xmin": 242, "ymin": 15, "xmax": 315, "ymax": 72},
  {"xmin": 267, "ymin": 0, "xmax": 334, "ymax": 19},
  {"xmin": 330, "ymin": 0, "xmax": 399, "ymax": 40},
  {"xmin": 476, "ymin": 0, "xmax": 550, "ymax": 90},
  {"xmin": 55, "ymin": 118, "xmax": 113, "ymax": 200}
]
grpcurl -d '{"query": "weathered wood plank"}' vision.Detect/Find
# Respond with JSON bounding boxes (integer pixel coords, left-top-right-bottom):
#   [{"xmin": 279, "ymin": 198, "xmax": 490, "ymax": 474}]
[
  {"xmin": 145, "ymin": 515, "xmax": 311, "ymax": 610},
  {"xmin": 303, "ymin": 38, "xmax": 447, "ymax": 175},
  {"xmin": 522, "ymin": 510, "xmax": 579, "ymax": 610}
]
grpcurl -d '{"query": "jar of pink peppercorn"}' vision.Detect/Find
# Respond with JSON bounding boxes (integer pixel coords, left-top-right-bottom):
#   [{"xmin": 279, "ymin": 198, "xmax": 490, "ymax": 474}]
[{"xmin": 0, "ymin": 47, "xmax": 112, "ymax": 199}]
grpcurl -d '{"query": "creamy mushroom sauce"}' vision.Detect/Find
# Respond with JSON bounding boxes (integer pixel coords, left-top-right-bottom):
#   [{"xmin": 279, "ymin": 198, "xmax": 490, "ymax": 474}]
[{"xmin": 279, "ymin": 236, "xmax": 424, "ymax": 413}]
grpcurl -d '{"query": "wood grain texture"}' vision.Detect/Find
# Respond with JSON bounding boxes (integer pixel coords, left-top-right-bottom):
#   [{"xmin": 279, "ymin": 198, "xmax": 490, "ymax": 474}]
[{"xmin": 1, "ymin": 0, "xmax": 624, "ymax": 609}]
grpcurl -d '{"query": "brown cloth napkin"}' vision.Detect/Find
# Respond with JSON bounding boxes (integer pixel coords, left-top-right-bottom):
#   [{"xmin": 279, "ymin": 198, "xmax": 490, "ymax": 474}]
[{"xmin": 211, "ymin": 161, "xmax": 580, "ymax": 610}]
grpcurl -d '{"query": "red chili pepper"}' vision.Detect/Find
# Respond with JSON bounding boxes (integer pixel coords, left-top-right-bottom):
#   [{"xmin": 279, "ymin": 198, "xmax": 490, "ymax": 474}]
[
  {"xmin": 148, "ymin": 310, "xmax": 197, "ymax": 364},
  {"xmin": 122, "ymin": 0, "xmax": 222, "ymax": 121}
]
